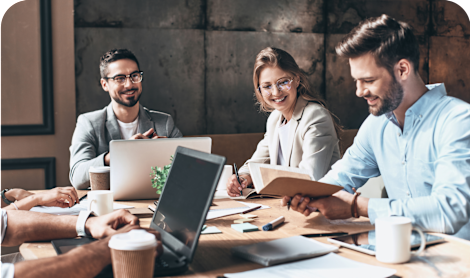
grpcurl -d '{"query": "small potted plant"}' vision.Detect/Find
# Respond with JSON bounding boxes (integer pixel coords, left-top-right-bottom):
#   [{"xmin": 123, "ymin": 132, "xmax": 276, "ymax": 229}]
[{"xmin": 150, "ymin": 156, "xmax": 173, "ymax": 196}]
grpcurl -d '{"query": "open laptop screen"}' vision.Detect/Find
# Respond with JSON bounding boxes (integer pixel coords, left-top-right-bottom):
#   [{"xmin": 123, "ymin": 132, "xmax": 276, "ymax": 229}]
[{"xmin": 152, "ymin": 147, "xmax": 224, "ymax": 259}]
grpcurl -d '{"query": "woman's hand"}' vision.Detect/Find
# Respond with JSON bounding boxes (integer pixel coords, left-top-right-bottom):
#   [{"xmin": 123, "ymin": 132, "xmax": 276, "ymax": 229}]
[
  {"xmin": 226, "ymin": 174, "xmax": 252, "ymax": 197},
  {"xmin": 34, "ymin": 187, "xmax": 80, "ymax": 208}
]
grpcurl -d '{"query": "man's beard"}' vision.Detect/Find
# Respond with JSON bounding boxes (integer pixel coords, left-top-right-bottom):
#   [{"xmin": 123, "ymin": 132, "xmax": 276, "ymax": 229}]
[
  {"xmin": 113, "ymin": 90, "xmax": 141, "ymax": 108},
  {"xmin": 369, "ymin": 77, "xmax": 404, "ymax": 116}
]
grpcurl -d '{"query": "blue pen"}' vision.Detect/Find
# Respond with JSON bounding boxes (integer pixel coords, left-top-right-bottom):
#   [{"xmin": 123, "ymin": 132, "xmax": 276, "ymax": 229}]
[
  {"xmin": 262, "ymin": 216, "xmax": 285, "ymax": 231},
  {"xmin": 233, "ymin": 163, "xmax": 243, "ymax": 196}
]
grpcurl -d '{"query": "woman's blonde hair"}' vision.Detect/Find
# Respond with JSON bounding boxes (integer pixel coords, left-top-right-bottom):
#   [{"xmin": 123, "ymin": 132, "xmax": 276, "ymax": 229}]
[{"xmin": 253, "ymin": 47, "xmax": 342, "ymax": 137}]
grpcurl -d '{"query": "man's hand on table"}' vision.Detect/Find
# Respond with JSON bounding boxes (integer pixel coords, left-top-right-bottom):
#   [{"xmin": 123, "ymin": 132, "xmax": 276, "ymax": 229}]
[
  {"xmin": 281, "ymin": 190, "xmax": 360, "ymax": 219},
  {"xmin": 85, "ymin": 209, "xmax": 140, "ymax": 238},
  {"xmin": 34, "ymin": 187, "xmax": 80, "ymax": 208}
]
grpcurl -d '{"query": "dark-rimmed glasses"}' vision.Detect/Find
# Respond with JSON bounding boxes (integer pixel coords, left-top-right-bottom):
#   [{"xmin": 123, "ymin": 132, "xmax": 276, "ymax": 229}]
[
  {"xmin": 258, "ymin": 78, "xmax": 294, "ymax": 96},
  {"xmin": 104, "ymin": 71, "xmax": 143, "ymax": 84}
]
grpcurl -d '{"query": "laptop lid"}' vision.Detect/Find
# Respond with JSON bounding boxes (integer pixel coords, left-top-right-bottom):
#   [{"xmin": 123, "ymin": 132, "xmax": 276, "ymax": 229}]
[
  {"xmin": 110, "ymin": 137, "xmax": 211, "ymax": 200},
  {"xmin": 150, "ymin": 146, "xmax": 226, "ymax": 263}
]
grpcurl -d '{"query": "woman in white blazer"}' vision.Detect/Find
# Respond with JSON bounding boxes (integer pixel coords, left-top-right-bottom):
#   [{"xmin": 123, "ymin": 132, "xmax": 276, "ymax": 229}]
[{"xmin": 226, "ymin": 47, "xmax": 341, "ymax": 197}]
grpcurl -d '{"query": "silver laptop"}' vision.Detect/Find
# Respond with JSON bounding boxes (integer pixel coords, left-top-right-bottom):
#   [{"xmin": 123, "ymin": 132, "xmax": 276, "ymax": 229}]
[{"xmin": 110, "ymin": 137, "xmax": 211, "ymax": 200}]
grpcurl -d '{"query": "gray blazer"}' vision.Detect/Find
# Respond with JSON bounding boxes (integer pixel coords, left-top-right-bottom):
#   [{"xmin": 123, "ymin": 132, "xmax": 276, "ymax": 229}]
[{"xmin": 69, "ymin": 103, "xmax": 182, "ymax": 189}]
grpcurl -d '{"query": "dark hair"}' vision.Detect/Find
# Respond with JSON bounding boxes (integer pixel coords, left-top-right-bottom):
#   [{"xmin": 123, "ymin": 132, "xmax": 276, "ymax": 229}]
[
  {"xmin": 99, "ymin": 49, "xmax": 140, "ymax": 78},
  {"xmin": 335, "ymin": 14, "xmax": 420, "ymax": 75},
  {"xmin": 253, "ymin": 47, "xmax": 342, "ymax": 138}
]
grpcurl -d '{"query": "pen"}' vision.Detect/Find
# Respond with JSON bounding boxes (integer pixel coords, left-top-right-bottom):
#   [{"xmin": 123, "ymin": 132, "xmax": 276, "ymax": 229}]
[
  {"xmin": 287, "ymin": 199, "xmax": 291, "ymax": 211},
  {"xmin": 302, "ymin": 232, "xmax": 348, "ymax": 238},
  {"xmin": 262, "ymin": 216, "xmax": 285, "ymax": 231},
  {"xmin": 233, "ymin": 163, "xmax": 243, "ymax": 196},
  {"xmin": 79, "ymin": 194, "xmax": 87, "ymax": 202},
  {"xmin": 241, "ymin": 205, "xmax": 261, "ymax": 214}
]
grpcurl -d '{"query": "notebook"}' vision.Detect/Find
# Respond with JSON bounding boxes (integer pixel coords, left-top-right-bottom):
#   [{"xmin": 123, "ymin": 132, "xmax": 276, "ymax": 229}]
[
  {"xmin": 110, "ymin": 137, "xmax": 211, "ymax": 200},
  {"xmin": 148, "ymin": 146, "xmax": 226, "ymax": 276},
  {"xmin": 231, "ymin": 236, "xmax": 338, "ymax": 266},
  {"xmin": 232, "ymin": 163, "xmax": 343, "ymax": 199}
]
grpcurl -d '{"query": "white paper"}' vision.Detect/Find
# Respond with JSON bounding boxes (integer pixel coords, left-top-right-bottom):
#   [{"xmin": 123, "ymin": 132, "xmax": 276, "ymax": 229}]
[
  {"xmin": 206, "ymin": 201, "xmax": 268, "ymax": 220},
  {"xmin": 237, "ymin": 201, "xmax": 270, "ymax": 210},
  {"xmin": 30, "ymin": 201, "xmax": 134, "ymax": 216},
  {"xmin": 225, "ymin": 253, "xmax": 396, "ymax": 278}
]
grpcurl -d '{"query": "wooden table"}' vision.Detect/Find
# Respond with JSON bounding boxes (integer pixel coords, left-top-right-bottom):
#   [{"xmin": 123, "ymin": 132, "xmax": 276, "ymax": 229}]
[{"xmin": 20, "ymin": 196, "xmax": 470, "ymax": 278}]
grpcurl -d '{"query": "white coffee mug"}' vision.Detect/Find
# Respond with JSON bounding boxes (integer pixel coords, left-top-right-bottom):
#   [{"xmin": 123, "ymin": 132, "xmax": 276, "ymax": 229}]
[
  {"xmin": 217, "ymin": 165, "xmax": 233, "ymax": 190},
  {"xmin": 87, "ymin": 190, "xmax": 113, "ymax": 216},
  {"xmin": 375, "ymin": 216, "xmax": 426, "ymax": 263}
]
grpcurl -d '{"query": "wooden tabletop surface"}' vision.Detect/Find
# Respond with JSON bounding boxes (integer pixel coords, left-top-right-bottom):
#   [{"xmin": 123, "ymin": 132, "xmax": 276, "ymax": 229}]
[{"xmin": 20, "ymin": 194, "xmax": 470, "ymax": 278}]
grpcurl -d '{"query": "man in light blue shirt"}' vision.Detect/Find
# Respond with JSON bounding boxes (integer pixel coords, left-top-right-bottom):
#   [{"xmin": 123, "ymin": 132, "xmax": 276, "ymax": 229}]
[{"xmin": 283, "ymin": 14, "xmax": 470, "ymax": 240}]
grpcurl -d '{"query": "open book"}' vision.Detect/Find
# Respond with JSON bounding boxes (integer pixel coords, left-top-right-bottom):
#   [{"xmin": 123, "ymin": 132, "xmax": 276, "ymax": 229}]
[{"xmin": 232, "ymin": 163, "xmax": 342, "ymax": 199}]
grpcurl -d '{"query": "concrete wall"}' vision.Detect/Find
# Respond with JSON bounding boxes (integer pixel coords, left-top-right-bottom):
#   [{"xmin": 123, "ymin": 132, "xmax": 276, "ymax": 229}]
[{"xmin": 74, "ymin": 0, "xmax": 470, "ymax": 135}]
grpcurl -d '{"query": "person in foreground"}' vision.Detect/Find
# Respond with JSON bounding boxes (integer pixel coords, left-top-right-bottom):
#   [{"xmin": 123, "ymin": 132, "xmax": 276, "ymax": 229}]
[
  {"xmin": 282, "ymin": 14, "xmax": 470, "ymax": 240},
  {"xmin": 1, "ymin": 187, "xmax": 79, "ymax": 211},
  {"xmin": 1, "ymin": 209, "xmax": 163, "ymax": 278},
  {"xmin": 69, "ymin": 48, "xmax": 182, "ymax": 189},
  {"xmin": 227, "ymin": 47, "xmax": 341, "ymax": 197}
]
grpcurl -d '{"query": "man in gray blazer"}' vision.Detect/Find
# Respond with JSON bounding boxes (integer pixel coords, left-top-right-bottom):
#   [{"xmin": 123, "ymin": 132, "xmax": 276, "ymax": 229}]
[{"xmin": 69, "ymin": 49, "xmax": 182, "ymax": 189}]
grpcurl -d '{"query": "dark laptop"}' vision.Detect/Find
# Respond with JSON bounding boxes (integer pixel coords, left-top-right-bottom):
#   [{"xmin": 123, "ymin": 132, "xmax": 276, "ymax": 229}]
[
  {"xmin": 149, "ymin": 146, "xmax": 225, "ymax": 276},
  {"xmin": 52, "ymin": 146, "xmax": 226, "ymax": 277}
]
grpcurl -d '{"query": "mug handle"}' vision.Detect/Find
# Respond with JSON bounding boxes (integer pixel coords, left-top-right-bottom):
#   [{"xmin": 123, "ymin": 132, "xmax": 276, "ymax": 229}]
[
  {"xmin": 87, "ymin": 198, "xmax": 96, "ymax": 214},
  {"xmin": 411, "ymin": 226, "xmax": 426, "ymax": 256}
]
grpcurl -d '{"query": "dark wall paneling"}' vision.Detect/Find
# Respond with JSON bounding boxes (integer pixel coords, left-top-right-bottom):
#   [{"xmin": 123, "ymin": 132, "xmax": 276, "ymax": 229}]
[
  {"xmin": 74, "ymin": 0, "xmax": 470, "ymax": 133},
  {"xmin": 1, "ymin": 157, "xmax": 56, "ymax": 189},
  {"xmin": 2, "ymin": 0, "xmax": 54, "ymax": 136}
]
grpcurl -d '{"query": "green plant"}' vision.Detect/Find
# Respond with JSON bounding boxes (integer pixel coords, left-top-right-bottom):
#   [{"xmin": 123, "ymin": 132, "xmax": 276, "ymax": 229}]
[{"xmin": 150, "ymin": 155, "xmax": 173, "ymax": 194}]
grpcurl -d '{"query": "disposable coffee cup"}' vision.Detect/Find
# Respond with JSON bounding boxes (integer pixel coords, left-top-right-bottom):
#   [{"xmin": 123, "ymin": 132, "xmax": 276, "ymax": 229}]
[
  {"xmin": 89, "ymin": 166, "xmax": 110, "ymax": 190},
  {"xmin": 108, "ymin": 230, "xmax": 157, "ymax": 278}
]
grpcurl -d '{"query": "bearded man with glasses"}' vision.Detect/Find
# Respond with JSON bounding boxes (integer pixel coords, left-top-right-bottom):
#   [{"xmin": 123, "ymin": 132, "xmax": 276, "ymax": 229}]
[{"xmin": 69, "ymin": 49, "xmax": 182, "ymax": 189}]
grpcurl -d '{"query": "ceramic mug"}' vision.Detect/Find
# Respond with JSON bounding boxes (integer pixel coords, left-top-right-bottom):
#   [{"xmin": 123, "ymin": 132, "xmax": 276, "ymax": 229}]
[
  {"xmin": 87, "ymin": 190, "xmax": 113, "ymax": 216},
  {"xmin": 217, "ymin": 165, "xmax": 233, "ymax": 190},
  {"xmin": 375, "ymin": 216, "xmax": 426, "ymax": 263}
]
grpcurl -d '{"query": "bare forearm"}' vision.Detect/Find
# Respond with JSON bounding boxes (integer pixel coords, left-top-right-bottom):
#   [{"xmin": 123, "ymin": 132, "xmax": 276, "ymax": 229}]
[
  {"xmin": 3, "ymin": 211, "xmax": 77, "ymax": 246},
  {"xmin": 14, "ymin": 239, "xmax": 111, "ymax": 278},
  {"xmin": 2, "ymin": 195, "xmax": 39, "ymax": 211},
  {"xmin": 357, "ymin": 196, "xmax": 369, "ymax": 218}
]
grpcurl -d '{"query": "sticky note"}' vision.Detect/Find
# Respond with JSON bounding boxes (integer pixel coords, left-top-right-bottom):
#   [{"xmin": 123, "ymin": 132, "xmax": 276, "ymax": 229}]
[
  {"xmin": 202, "ymin": 225, "xmax": 207, "ymax": 231},
  {"xmin": 234, "ymin": 218, "xmax": 255, "ymax": 224},
  {"xmin": 231, "ymin": 223, "xmax": 259, "ymax": 233},
  {"xmin": 201, "ymin": 226, "xmax": 222, "ymax": 234}
]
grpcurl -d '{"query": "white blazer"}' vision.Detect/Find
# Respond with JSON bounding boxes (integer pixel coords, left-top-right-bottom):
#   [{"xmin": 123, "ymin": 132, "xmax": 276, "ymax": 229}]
[{"xmin": 239, "ymin": 97, "xmax": 340, "ymax": 181}]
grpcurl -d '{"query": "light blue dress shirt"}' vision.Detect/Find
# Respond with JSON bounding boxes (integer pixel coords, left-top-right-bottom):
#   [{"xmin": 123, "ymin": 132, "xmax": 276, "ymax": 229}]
[
  {"xmin": 320, "ymin": 84, "xmax": 470, "ymax": 240},
  {"xmin": 1, "ymin": 210, "xmax": 15, "ymax": 278}
]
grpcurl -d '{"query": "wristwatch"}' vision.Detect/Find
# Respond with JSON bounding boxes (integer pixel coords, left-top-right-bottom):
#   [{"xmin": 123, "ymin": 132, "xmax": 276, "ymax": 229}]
[{"xmin": 1, "ymin": 188, "xmax": 13, "ymax": 205}]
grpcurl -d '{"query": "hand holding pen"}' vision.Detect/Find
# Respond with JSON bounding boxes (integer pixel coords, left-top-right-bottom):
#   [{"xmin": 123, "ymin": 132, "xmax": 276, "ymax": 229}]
[
  {"xmin": 226, "ymin": 165, "xmax": 252, "ymax": 197},
  {"xmin": 233, "ymin": 163, "xmax": 243, "ymax": 196}
]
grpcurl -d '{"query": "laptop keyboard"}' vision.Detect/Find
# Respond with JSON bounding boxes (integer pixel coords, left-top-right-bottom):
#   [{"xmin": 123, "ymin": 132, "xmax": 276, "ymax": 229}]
[{"xmin": 155, "ymin": 257, "xmax": 170, "ymax": 268}]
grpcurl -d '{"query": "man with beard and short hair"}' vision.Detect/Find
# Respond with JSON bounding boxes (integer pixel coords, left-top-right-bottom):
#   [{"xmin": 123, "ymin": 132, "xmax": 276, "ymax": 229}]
[
  {"xmin": 69, "ymin": 49, "xmax": 182, "ymax": 189},
  {"xmin": 282, "ymin": 14, "xmax": 470, "ymax": 240}
]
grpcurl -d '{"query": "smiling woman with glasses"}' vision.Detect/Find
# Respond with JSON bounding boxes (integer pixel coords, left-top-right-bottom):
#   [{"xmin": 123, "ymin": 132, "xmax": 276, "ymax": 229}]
[{"xmin": 225, "ymin": 47, "xmax": 342, "ymax": 197}]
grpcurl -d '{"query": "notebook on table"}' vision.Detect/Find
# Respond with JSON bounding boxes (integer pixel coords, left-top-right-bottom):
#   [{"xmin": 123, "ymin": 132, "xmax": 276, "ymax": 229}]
[
  {"xmin": 231, "ymin": 235, "xmax": 338, "ymax": 266},
  {"xmin": 110, "ymin": 137, "xmax": 211, "ymax": 200},
  {"xmin": 232, "ymin": 163, "xmax": 343, "ymax": 199}
]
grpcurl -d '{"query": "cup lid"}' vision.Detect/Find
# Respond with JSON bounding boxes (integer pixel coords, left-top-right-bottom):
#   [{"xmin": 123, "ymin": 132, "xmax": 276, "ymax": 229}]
[
  {"xmin": 108, "ymin": 230, "xmax": 157, "ymax": 250},
  {"xmin": 89, "ymin": 166, "xmax": 110, "ymax": 173}
]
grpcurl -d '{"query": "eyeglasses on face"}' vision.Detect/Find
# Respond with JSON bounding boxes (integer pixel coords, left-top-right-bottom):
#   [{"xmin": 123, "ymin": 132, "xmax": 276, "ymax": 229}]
[
  {"xmin": 258, "ymin": 78, "xmax": 294, "ymax": 96},
  {"xmin": 104, "ymin": 71, "xmax": 144, "ymax": 84}
]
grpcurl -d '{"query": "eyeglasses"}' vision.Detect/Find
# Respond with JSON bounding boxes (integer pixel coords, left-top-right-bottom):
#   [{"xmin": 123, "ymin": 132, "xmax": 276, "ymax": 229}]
[
  {"xmin": 104, "ymin": 71, "xmax": 143, "ymax": 84},
  {"xmin": 258, "ymin": 78, "xmax": 294, "ymax": 96}
]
